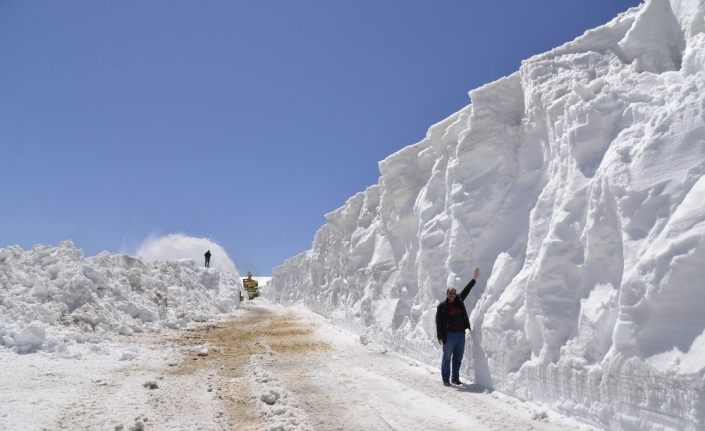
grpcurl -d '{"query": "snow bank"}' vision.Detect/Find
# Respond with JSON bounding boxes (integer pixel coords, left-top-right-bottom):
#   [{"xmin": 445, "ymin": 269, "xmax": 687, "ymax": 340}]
[
  {"xmin": 267, "ymin": 1, "xmax": 705, "ymax": 429},
  {"xmin": 0, "ymin": 241, "xmax": 243, "ymax": 356}
]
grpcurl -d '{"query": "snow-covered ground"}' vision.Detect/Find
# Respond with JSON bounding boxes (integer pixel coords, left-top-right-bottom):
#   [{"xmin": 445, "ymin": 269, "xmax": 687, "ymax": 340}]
[
  {"xmin": 1, "ymin": 300, "xmax": 603, "ymax": 430},
  {"xmin": 267, "ymin": 1, "xmax": 705, "ymax": 430},
  {"xmin": 246, "ymin": 302, "xmax": 608, "ymax": 431},
  {"xmin": 0, "ymin": 335, "xmax": 227, "ymax": 430},
  {"xmin": 0, "ymin": 238, "xmax": 246, "ymax": 429}
]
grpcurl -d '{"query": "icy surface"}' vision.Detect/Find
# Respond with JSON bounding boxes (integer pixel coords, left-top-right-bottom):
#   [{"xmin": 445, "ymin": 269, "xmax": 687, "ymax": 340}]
[
  {"xmin": 267, "ymin": 1, "xmax": 705, "ymax": 429},
  {"xmin": 0, "ymin": 240, "xmax": 243, "ymax": 356}
]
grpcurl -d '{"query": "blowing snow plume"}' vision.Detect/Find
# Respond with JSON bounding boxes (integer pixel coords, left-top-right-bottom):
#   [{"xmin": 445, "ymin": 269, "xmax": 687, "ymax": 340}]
[
  {"xmin": 136, "ymin": 234, "xmax": 239, "ymax": 276},
  {"xmin": 267, "ymin": 0, "xmax": 705, "ymax": 430}
]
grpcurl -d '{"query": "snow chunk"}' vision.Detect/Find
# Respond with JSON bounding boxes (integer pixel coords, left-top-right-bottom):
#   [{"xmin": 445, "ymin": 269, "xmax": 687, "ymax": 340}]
[
  {"xmin": 619, "ymin": 0, "xmax": 686, "ymax": 73},
  {"xmin": 260, "ymin": 389, "xmax": 280, "ymax": 405},
  {"xmin": 11, "ymin": 324, "xmax": 46, "ymax": 354}
]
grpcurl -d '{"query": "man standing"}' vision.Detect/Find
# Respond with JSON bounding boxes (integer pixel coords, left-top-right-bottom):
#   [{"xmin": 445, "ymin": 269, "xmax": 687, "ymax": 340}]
[
  {"xmin": 204, "ymin": 250, "xmax": 211, "ymax": 268},
  {"xmin": 435, "ymin": 267, "xmax": 480, "ymax": 386}
]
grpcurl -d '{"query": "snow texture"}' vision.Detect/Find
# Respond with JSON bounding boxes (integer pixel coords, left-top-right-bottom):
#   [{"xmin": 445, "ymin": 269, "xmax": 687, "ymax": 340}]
[
  {"xmin": 267, "ymin": 1, "xmax": 705, "ymax": 430},
  {"xmin": 0, "ymin": 240, "xmax": 243, "ymax": 356}
]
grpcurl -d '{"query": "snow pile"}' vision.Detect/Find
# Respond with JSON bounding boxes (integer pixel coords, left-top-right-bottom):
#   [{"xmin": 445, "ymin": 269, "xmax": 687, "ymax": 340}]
[
  {"xmin": 268, "ymin": 0, "xmax": 705, "ymax": 429},
  {"xmin": 0, "ymin": 240, "xmax": 242, "ymax": 355}
]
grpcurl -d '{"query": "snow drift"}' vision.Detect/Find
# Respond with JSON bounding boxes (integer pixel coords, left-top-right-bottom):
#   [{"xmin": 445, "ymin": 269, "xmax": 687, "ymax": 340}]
[
  {"xmin": 0, "ymin": 241, "xmax": 242, "ymax": 356},
  {"xmin": 267, "ymin": 1, "xmax": 705, "ymax": 429}
]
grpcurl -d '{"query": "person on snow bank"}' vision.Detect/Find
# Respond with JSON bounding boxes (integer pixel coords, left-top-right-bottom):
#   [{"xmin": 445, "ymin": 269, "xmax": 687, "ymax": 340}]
[
  {"xmin": 204, "ymin": 250, "xmax": 211, "ymax": 268},
  {"xmin": 435, "ymin": 267, "xmax": 480, "ymax": 386}
]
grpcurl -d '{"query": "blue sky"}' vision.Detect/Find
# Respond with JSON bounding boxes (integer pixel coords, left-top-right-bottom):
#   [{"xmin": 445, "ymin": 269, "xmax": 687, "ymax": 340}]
[{"xmin": 0, "ymin": 0, "xmax": 641, "ymax": 274}]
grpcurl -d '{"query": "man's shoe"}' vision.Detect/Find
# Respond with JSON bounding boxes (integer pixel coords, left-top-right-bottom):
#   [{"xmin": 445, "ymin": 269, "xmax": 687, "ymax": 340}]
[
  {"xmin": 451, "ymin": 379, "xmax": 463, "ymax": 385},
  {"xmin": 443, "ymin": 380, "xmax": 451, "ymax": 386}
]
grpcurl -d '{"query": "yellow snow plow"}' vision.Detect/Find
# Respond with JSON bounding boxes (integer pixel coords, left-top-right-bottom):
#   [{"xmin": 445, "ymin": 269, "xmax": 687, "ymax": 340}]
[{"xmin": 243, "ymin": 272, "xmax": 259, "ymax": 300}]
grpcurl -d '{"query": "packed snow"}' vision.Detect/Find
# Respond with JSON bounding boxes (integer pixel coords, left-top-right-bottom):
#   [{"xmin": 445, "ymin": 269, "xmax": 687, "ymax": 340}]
[
  {"xmin": 267, "ymin": 1, "xmax": 705, "ymax": 430},
  {"xmin": 1, "ymin": 299, "xmax": 600, "ymax": 430}
]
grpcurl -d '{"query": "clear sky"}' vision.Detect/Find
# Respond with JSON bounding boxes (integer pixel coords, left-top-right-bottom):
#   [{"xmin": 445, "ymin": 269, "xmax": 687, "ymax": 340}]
[{"xmin": 0, "ymin": 0, "xmax": 642, "ymax": 275}]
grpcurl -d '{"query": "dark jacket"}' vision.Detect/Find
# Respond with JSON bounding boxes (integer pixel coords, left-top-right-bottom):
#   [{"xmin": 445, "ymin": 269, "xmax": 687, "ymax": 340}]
[{"xmin": 435, "ymin": 278, "xmax": 476, "ymax": 342}]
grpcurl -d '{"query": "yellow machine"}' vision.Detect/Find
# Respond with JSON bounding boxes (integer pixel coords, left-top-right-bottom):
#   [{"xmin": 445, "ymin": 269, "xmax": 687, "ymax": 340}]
[{"xmin": 243, "ymin": 272, "xmax": 259, "ymax": 300}]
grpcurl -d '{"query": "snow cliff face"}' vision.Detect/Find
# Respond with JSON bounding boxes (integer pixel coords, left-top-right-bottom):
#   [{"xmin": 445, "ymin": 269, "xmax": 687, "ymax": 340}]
[
  {"xmin": 268, "ymin": 1, "xmax": 705, "ymax": 429},
  {"xmin": 0, "ymin": 241, "xmax": 242, "ymax": 355}
]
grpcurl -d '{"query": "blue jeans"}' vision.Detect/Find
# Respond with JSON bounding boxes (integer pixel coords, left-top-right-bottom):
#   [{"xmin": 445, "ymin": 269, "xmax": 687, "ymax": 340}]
[{"xmin": 441, "ymin": 331, "xmax": 465, "ymax": 382}]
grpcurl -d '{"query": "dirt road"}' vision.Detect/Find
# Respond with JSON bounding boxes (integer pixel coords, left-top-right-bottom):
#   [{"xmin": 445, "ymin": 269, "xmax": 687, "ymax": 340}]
[
  {"xmin": 43, "ymin": 303, "xmax": 599, "ymax": 430},
  {"xmin": 172, "ymin": 304, "xmax": 598, "ymax": 431},
  {"xmin": 174, "ymin": 305, "xmax": 332, "ymax": 430}
]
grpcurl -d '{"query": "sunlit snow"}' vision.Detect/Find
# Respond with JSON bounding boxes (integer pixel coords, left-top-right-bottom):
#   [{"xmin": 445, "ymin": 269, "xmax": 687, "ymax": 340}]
[
  {"xmin": 2, "ymin": 1, "xmax": 705, "ymax": 430},
  {"xmin": 267, "ymin": 1, "xmax": 705, "ymax": 429},
  {"xmin": 0, "ymin": 239, "xmax": 242, "ymax": 355}
]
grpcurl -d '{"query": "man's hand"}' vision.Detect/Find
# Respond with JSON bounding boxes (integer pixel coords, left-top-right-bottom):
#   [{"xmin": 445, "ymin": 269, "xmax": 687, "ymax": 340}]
[
  {"xmin": 474, "ymin": 267, "xmax": 480, "ymax": 280},
  {"xmin": 438, "ymin": 338, "xmax": 445, "ymax": 345}
]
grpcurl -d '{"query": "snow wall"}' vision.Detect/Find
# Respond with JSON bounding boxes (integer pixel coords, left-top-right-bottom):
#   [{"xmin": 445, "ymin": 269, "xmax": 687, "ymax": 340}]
[
  {"xmin": 0, "ymin": 241, "xmax": 243, "ymax": 356},
  {"xmin": 267, "ymin": 1, "xmax": 705, "ymax": 430}
]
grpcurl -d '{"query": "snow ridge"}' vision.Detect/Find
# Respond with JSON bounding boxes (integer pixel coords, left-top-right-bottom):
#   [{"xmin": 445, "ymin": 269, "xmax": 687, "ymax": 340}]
[
  {"xmin": 268, "ymin": 1, "xmax": 705, "ymax": 429},
  {"xmin": 0, "ymin": 241, "xmax": 242, "ymax": 356}
]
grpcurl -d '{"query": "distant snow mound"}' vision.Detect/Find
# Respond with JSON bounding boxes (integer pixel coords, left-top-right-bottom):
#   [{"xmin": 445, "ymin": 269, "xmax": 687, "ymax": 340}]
[
  {"xmin": 0, "ymin": 241, "xmax": 243, "ymax": 355},
  {"xmin": 136, "ymin": 233, "xmax": 238, "ymax": 275},
  {"xmin": 267, "ymin": 1, "xmax": 705, "ymax": 429}
]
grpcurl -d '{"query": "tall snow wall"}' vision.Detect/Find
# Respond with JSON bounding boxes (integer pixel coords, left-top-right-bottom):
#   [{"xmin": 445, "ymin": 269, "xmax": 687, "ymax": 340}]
[{"xmin": 268, "ymin": 1, "xmax": 705, "ymax": 429}]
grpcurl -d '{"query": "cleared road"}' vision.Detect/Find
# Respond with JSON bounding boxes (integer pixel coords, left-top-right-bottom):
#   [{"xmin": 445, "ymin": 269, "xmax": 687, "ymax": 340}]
[{"xmin": 176, "ymin": 303, "xmax": 598, "ymax": 431}]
